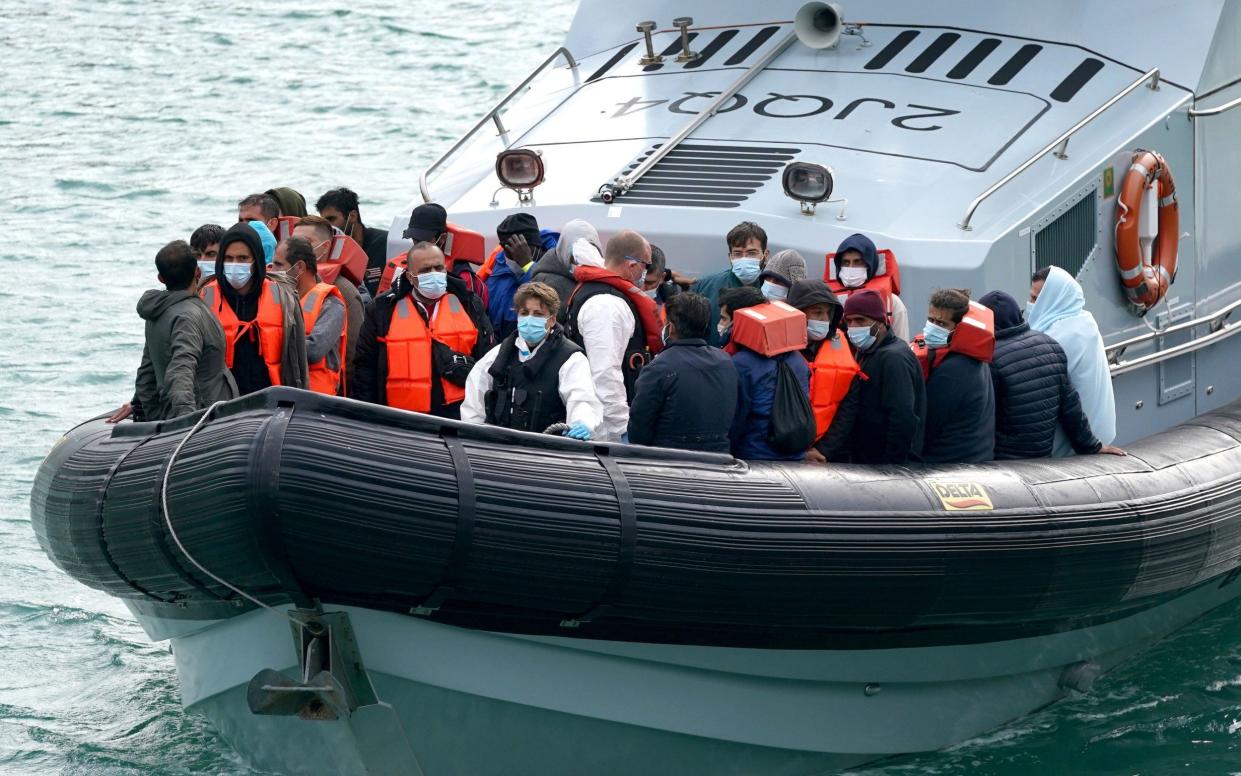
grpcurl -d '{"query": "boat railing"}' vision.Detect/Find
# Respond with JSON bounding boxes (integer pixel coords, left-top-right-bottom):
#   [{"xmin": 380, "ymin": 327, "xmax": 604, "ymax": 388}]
[
  {"xmin": 1188, "ymin": 95, "xmax": 1241, "ymax": 117},
  {"xmin": 959, "ymin": 68, "xmax": 1164, "ymax": 231},
  {"xmin": 1107, "ymin": 297, "xmax": 1241, "ymax": 376},
  {"xmin": 418, "ymin": 47, "xmax": 580, "ymax": 204}
]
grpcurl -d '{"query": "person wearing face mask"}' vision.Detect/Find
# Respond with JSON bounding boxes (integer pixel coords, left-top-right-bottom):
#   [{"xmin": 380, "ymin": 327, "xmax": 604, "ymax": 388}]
[
  {"xmin": 350, "ymin": 241, "xmax": 494, "ymax": 418},
  {"xmin": 481, "ymin": 213, "xmax": 560, "ymax": 340},
  {"xmin": 641, "ymin": 244, "xmax": 682, "ymax": 326},
  {"xmin": 107, "ymin": 240, "xmax": 238, "ymax": 423},
  {"xmin": 460, "ymin": 281, "xmax": 602, "ymax": 439},
  {"xmin": 691, "ymin": 221, "xmax": 770, "ymax": 346},
  {"xmin": 912, "ymin": 289, "xmax": 996, "ymax": 464},
  {"xmin": 826, "ymin": 233, "xmax": 910, "ymax": 341},
  {"xmin": 190, "ymin": 224, "xmax": 224, "ymax": 281},
  {"xmin": 759, "ymin": 270, "xmax": 793, "ymax": 302},
  {"xmin": 271, "ymin": 237, "xmax": 347, "ymax": 395},
  {"xmin": 198, "ymin": 222, "xmax": 309, "ymax": 396},
  {"xmin": 626, "ymin": 292, "xmax": 737, "ymax": 452},
  {"xmin": 715, "ymin": 286, "xmax": 767, "ymax": 348},
  {"xmin": 315, "ymin": 187, "xmax": 389, "ymax": 296},
  {"xmin": 294, "ymin": 215, "xmax": 364, "ymax": 388},
  {"xmin": 787, "ymin": 279, "xmax": 860, "ymax": 463},
  {"xmin": 842, "ymin": 290, "xmax": 925, "ymax": 464},
  {"xmin": 562, "ymin": 230, "xmax": 665, "ymax": 442}
]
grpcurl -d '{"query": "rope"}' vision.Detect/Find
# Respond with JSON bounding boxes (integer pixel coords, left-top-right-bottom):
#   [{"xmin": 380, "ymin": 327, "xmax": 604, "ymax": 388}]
[{"xmin": 160, "ymin": 401, "xmax": 299, "ymax": 626}]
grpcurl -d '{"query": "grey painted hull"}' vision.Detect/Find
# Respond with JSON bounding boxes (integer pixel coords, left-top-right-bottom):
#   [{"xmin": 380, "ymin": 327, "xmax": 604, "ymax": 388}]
[{"xmin": 148, "ymin": 575, "xmax": 1241, "ymax": 775}]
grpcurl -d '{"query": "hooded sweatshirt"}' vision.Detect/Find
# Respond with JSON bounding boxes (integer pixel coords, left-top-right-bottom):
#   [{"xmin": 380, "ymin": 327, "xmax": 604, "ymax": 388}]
[
  {"xmin": 265, "ymin": 187, "xmax": 307, "ymax": 218},
  {"xmin": 131, "ymin": 288, "xmax": 238, "ymax": 420},
  {"xmin": 211, "ymin": 222, "xmax": 309, "ymax": 395},
  {"xmin": 1027, "ymin": 266, "xmax": 1117, "ymax": 454},
  {"xmin": 832, "ymin": 233, "xmax": 910, "ymax": 341},
  {"xmin": 531, "ymin": 219, "xmax": 600, "ymax": 305}
]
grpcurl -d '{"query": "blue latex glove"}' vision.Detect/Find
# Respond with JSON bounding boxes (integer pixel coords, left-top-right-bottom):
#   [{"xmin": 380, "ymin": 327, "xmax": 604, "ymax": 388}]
[{"xmin": 563, "ymin": 421, "xmax": 592, "ymax": 441}]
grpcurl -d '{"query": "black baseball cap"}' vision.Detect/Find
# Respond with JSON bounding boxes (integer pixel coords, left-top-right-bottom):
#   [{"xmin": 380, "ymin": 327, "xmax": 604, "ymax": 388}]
[{"xmin": 404, "ymin": 203, "xmax": 448, "ymax": 241}]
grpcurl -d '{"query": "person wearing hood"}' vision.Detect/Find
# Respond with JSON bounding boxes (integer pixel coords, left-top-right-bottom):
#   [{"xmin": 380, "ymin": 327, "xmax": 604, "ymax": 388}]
[
  {"xmin": 485, "ymin": 213, "xmax": 559, "ymax": 339},
  {"xmin": 461, "ymin": 281, "xmax": 602, "ymax": 439},
  {"xmin": 199, "ymin": 222, "xmax": 309, "ymax": 395},
  {"xmin": 979, "ymin": 290, "xmax": 1125, "ymax": 459},
  {"xmin": 531, "ymin": 218, "xmax": 600, "ymax": 305},
  {"xmin": 1027, "ymin": 266, "xmax": 1118, "ymax": 456},
  {"xmin": 238, "ymin": 193, "xmax": 280, "ymax": 235},
  {"xmin": 828, "ymin": 233, "xmax": 910, "ymax": 341},
  {"xmin": 108, "ymin": 240, "xmax": 238, "ymax": 423},
  {"xmin": 787, "ymin": 279, "xmax": 860, "ymax": 462},
  {"xmin": 628, "ymin": 292, "xmax": 738, "ymax": 453},
  {"xmin": 265, "ymin": 187, "xmax": 308, "ymax": 218},
  {"xmin": 351, "ymin": 241, "xmax": 495, "ymax": 418},
  {"xmin": 762, "ymin": 249, "xmax": 808, "ymax": 302},
  {"xmin": 691, "ymin": 221, "xmax": 769, "ymax": 345},
  {"xmin": 918, "ymin": 289, "xmax": 995, "ymax": 464},
  {"xmin": 842, "ymin": 289, "xmax": 925, "ymax": 464}
]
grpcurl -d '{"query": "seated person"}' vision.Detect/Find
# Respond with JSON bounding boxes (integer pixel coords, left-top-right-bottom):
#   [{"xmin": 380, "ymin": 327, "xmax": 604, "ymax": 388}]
[
  {"xmin": 461, "ymin": 281, "xmax": 602, "ymax": 439},
  {"xmin": 351, "ymin": 242, "xmax": 494, "ymax": 419},
  {"xmin": 199, "ymin": 222, "xmax": 308, "ymax": 395},
  {"xmin": 787, "ymin": 279, "xmax": 860, "ymax": 462},
  {"xmin": 628, "ymin": 293, "xmax": 738, "ymax": 453},
  {"xmin": 918, "ymin": 289, "xmax": 995, "ymax": 464},
  {"xmin": 726, "ymin": 298, "xmax": 812, "ymax": 461}
]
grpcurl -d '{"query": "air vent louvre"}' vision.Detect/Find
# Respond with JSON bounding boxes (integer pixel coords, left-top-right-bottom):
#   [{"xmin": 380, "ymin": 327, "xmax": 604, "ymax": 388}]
[
  {"xmin": 1033, "ymin": 190, "xmax": 1098, "ymax": 277},
  {"xmin": 593, "ymin": 143, "xmax": 800, "ymax": 209}
]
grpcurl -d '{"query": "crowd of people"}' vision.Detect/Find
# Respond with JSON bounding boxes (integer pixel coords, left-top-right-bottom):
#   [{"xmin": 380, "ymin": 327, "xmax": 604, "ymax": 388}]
[{"xmin": 113, "ymin": 186, "xmax": 1125, "ymax": 465}]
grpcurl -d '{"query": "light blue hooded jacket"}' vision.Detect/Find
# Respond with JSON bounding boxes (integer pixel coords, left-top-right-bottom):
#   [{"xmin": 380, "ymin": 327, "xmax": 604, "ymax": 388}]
[{"xmin": 1027, "ymin": 266, "xmax": 1117, "ymax": 453}]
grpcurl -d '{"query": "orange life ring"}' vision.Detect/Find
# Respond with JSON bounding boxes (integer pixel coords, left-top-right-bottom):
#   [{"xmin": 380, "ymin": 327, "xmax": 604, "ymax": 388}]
[{"xmin": 1114, "ymin": 150, "xmax": 1178, "ymax": 313}]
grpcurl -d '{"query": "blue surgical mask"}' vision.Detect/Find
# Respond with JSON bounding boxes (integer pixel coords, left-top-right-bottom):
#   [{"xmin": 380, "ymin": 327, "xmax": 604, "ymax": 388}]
[
  {"xmin": 923, "ymin": 321, "xmax": 951, "ymax": 348},
  {"xmin": 807, "ymin": 320, "xmax": 831, "ymax": 341},
  {"xmin": 417, "ymin": 270, "xmax": 448, "ymax": 299},
  {"xmin": 731, "ymin": 257, "xmax": 761, "ymax": 284},
  {"xmin": 198, "ymin": 261, "xmax": 215, "ymax": 278},
  {"xmin": 223, "ymin": 263, "xmax": 252, "ymax": 289},
  {"xmin": 761, "ymin": 281, "xmax": 788, "ymax": 301},
  {"xmin": 847, "ymin": 325, "xmax": 875, "ymax": 350},
  {"xmin": 517, "ymin": 315, "xmax": 548, "ymax": 345}
]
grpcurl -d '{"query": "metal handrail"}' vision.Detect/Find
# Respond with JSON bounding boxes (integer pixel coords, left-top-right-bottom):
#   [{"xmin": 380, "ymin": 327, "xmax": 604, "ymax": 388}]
[
  {"xmin": 599, "ymin": 30, "xmax": 798, "ymax": 202},
  {"xmin": 1188, "ymin": 95, "xmax": 1241, "ymax": 117},
  {"xmin": 1107, "ymin": 298, "xmax": 1241, "ymax": 376},
  {"xmin": 958, "ymin": 68, "xmax": 1162, "ymax": 231},
  {"xmin": 418, "ymin": 47, "xmax": 579, "ymax": 204}
]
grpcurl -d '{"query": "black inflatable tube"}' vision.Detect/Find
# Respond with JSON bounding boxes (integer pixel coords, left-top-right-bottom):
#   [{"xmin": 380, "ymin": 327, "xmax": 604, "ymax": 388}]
[{"xmin": 29, "ymin": 387, "xmax": 1241, "ymax": 650}]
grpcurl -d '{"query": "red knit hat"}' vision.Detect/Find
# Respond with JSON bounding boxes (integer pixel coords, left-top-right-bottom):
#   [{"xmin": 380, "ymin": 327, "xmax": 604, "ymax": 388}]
[{"xmin": 842, "ymin": 289, "xmax": 886, "ymax": 322}]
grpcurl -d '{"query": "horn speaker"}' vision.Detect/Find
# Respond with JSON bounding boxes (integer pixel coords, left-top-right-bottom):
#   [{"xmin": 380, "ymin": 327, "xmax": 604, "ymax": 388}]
[{"xmin": 795, "ymin": 2, "xmax": 844, "ymax": 49}]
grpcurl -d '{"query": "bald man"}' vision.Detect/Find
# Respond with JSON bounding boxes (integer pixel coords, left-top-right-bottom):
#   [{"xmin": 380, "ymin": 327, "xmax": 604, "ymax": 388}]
[
  {"xmin": 350, "ymin": 241, "xmax": 494, "ymax": 418},
  {"xmin": 563, "ymin": 229, "xmax": 660, "ymax": 441}
]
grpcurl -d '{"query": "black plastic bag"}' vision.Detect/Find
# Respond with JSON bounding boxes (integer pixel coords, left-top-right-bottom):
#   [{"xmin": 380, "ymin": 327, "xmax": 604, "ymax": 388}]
[{"xmin": 767, "ymin": 358, "xmax": 817, "ymax": 454}]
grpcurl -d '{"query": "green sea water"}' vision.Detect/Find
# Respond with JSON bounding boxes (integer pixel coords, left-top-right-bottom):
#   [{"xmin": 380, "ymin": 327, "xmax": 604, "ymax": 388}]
[{"xmin": 2, "ymin": 1, "xmax": 1241, "ymax": 774}]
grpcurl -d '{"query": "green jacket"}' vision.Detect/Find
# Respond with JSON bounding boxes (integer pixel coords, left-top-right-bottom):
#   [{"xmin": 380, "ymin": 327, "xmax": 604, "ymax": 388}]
[{"xmin": 132, "ymin": 289, "xmax": 238, "ymax": 421}]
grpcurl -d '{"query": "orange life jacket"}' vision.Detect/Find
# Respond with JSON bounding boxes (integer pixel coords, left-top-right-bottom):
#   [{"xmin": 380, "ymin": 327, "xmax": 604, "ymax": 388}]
[
  {"xmin": 568, "ymin": 265, "xmax": 666, "ymax": 355},
  {"xmin": 377, "ymin": 223, "xmax": 489, "ymax": 296},
  {"xmin": 317, "ymin": 233, "xmax": 369, "ymax": 287},
  {"xmin": 273, "ymin": 216, "xmax": 301, "ymax": 242},
  {"xmin": 825, "ymin": 248, "xmax": 902, "ymax": 324},
  {"xmin": 909, "ymin": 301, "xmax": 996, "ymax": 380},
  {"xmin": 382, "ymin": 292, "xmax": 479, "ymax": 412},
  {"xmin": 807, "ymin": 335, "xmax": 861, "ymax": 439},
  {"xmin": 477, "ymin": 244, "xmax": 503, "ymax": 282},
  {"xmin": 200, "ymin": 278, "xmax": 286, "ymax": 387},
  {"xmin": 301, "ymin": 282, "xmax": 347, "ymax": 396}
]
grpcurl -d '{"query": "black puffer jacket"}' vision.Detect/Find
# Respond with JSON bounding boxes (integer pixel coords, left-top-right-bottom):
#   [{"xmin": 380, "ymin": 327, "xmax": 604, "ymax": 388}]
[
  {"xmin": 981, "ymin": 290, "xmax": 1101, "ymax": 459},
  {"xmin": 990, "ymin": 322, "xmax": 1100, "ymax": 459}
]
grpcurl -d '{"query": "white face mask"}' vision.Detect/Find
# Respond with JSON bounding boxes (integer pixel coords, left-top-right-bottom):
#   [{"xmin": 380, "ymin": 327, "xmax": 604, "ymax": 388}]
[
  {"xmin": 839, "ymin": 266, "xmax": 868, "ymax": 288},
  {"xmin": 223, "ymin": 263, "xmax": 252, "ymax": 289}
]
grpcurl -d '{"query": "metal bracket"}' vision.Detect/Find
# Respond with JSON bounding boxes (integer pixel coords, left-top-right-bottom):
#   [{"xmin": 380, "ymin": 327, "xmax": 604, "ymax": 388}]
[{"xmin": 246, "ymin": 610, "xmax": 379, "ymax": 721}]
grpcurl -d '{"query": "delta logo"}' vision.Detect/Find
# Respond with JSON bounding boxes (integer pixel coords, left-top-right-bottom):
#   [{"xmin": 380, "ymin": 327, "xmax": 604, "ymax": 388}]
[{"xmin": 929, "ymin": 481, "xmax": 994, "ymax": 511}]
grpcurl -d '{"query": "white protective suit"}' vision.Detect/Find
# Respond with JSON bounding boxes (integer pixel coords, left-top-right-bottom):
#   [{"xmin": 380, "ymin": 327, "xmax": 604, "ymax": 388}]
[
  {"xmin": 460, "ymin": 334, "xmax": 604, "ymax": 436},
  {"xmin": 576, "ymin": 293, "xmax": 634, "ymax": 441},
  {"xmin": 1027, "ymin": 266, "xmax": 1117, "ymax": 454}
]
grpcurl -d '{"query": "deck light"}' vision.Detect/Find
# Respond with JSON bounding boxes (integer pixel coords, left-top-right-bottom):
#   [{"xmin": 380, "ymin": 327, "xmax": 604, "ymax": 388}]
[
  {"xmin": 782, "ymin": 162, "xmax": 834, "ymax": 215},
  {"xmin": 494, "ymin": 148, "xmax": 545, "ymax": 205}
]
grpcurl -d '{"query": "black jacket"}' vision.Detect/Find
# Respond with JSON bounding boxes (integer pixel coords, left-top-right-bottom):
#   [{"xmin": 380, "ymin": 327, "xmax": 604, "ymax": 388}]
[
  {"xmin": 923, "ymin": 352, "xmax": 996, "ymax": 464},
  {"xmin": 484, "ymin": 327, "xmax": 582, "ymax": 432},
  {"xmin": 627, "ymin": 338, "xmax": 739, "ymax": 453},
  {"xmin": 990, "ymin": 321, "xmax": 1101, "ymax": 459},
  {"xmin": 350, "ymin": 272, "xmax": 494, "ymax": 417},
  {"xmin": 850, "ymin": 330, "xmax": 925, "ymax": 464}
]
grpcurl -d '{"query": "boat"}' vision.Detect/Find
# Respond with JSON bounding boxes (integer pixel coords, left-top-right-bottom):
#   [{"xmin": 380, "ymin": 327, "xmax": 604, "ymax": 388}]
[{"xmin": 31, "ymin": 0, "xmax": 1241, "ymax": 773}]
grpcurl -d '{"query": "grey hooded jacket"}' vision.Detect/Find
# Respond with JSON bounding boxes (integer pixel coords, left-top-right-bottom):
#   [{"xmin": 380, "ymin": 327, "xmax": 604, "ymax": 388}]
[
  {"xmin": 530, "ymin": 219, "xmax": 601, "ymax": 305},
  {"xmin": 132, "ymin": 289, "xmax": 238, "ymax": 420}
]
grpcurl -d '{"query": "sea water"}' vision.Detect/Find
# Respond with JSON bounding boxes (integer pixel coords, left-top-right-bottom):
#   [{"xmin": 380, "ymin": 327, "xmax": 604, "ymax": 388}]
[{"xmin": 2, "ymin": 1, "xmax": 1241, "ymax": 774}]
